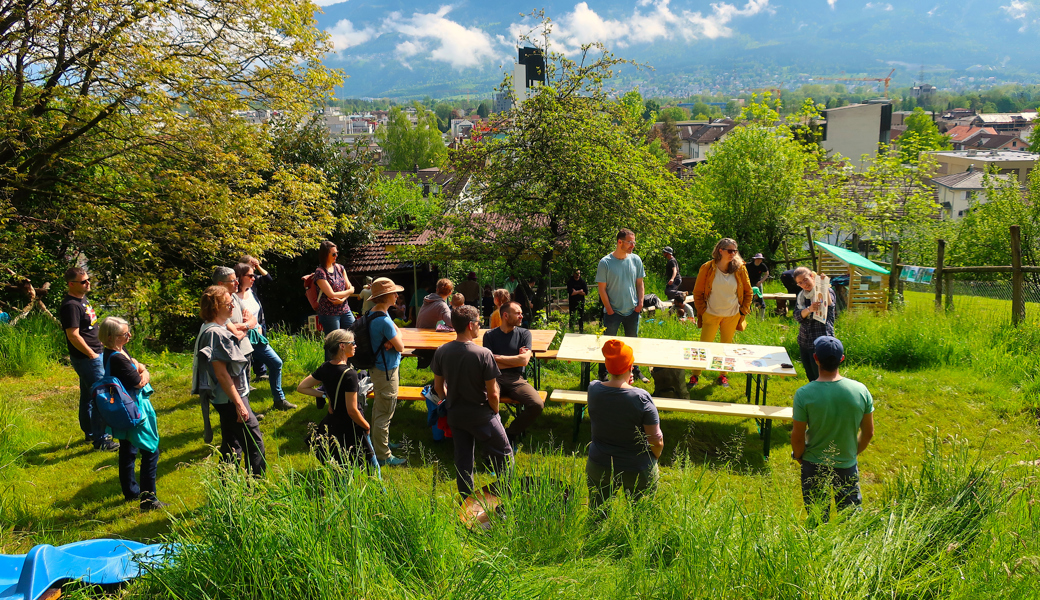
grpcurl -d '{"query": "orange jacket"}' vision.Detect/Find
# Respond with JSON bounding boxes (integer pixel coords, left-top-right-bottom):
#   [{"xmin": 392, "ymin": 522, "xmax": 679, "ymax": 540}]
[{"xmin": 692, "ymin": 260, "xmax": 754, "ymax": 318}]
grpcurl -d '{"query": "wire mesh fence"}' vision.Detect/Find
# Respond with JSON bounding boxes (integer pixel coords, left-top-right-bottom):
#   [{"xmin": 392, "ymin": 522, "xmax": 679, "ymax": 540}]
[{"xmin": 903, "ymin": 278, "xmax": 1040, "ymax": 324}]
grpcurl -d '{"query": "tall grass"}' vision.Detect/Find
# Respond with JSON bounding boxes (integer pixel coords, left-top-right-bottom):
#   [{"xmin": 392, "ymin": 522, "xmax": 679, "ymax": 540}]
[
  {"xmin": 267, "ymin": 326, "xmax": 326, "ymax": 374},
  {"xmin": 127, "ymin": 433, "xmax": 1039, "ymax": 600},
  {"xmin": 0, "ymin": 315, "xmax": 66, "ymax": 377}
]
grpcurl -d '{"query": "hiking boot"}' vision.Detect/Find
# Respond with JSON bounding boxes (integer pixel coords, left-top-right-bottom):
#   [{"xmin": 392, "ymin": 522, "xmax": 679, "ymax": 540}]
[
  {"xmin": 377, "ymin": 455, "xmax": 407, "ymax": 467},
  {"xmin": 718, "ymin": 375, "xmax": 730, "ymax": 388},
  {"xmin": 273, "ymin": 400, "xmax": 297, "ymax": 410},
  {"xmin": 140, "ymin": 492, "xmax": 168, "ymax": 512},
  {"xmin": 94, "ymin": 436, "xmax": 119, "ymax": 452},
  {"xmin": 388, "ymin": 441, "xmax": 403, "ymax": 451}
]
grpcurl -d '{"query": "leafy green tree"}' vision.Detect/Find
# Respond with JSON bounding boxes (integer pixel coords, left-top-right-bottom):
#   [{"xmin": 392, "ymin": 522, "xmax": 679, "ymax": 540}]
[
  {"xmin": 434, "ymin": 32, "xmax": 708, "ymax": 308},
  {"xmin": 658, "ymin": 106, "xmax": 689, "ymax": 122},
  {"xmin": 643, "ymin": 99, "xmax": 661, "ymax": 122},
  {"xmin": 1028, "ymin": 114, "xmax": 1040, "ymax": 153},
  {"xmin": 371, "ymin": 176, "xmax": 443, "ymax": 231},
  {"xmin": 897, "ymin": 108, "xmax": 951, "ymax": 162},
  {"xmin": 377, "ymin": 104, "xmax": 448, "ymax": 170},
  {"xmin": 0, "ymin": 0, "xmax": 339, "ymax": 290},
  {"xmin": 477, "ymin": 102, "xmax": 490, "ymax": 118}
]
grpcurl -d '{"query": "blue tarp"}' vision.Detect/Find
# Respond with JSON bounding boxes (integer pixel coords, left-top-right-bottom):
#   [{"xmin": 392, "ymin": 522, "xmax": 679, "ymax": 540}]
[{"xmin": 0, "ymin": 539, "xmax": 171, "ymax": 600}]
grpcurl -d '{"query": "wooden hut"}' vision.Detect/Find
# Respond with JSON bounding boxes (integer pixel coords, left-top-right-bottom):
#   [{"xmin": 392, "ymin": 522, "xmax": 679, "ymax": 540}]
[{"xmin": 814, "ymin": 241, "xmax": 890, "ymax": 312}]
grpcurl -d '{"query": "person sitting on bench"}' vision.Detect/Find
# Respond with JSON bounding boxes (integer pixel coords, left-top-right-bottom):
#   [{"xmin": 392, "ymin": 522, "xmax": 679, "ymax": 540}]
[{"xmin": 482, "ymin": 301, "xmax": 544, "ymax": 447}]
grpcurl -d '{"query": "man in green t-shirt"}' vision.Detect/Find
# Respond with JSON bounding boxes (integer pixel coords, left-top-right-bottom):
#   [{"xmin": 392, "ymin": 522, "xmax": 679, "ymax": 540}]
[{"xmin": 791, "ymin": 336, "xmax": 875, "ymax": 522}]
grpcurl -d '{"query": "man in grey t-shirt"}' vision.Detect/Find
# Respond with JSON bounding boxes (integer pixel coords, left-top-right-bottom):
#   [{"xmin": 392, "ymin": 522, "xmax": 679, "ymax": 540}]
[
  {"xmin": 432, "ymin": 305, "xmax": 512, "ymax": 498},
  {"xmin": 595, "ymin": 228, "xmax": 647, "ymax": 382}
]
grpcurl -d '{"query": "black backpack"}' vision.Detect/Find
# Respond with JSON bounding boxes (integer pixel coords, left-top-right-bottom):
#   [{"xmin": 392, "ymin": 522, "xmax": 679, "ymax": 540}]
[{"xmin": 349, "ymin": 311, "xmax": 386, "ymax": 371}]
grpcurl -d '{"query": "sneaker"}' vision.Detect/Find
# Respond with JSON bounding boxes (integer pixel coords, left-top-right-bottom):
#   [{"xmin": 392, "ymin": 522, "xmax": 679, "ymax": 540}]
[
  {"xmin": 688, "ymin": 375, "xmax": 699, "ymax": 386},
  {"xmin": 140, "ymin": 492, "xmax": 168, "ymax": 512},
  {"xmin": 638, "ymin": 374, "xmax": 650, "ymax": 384},
  {"xmin": 377, "ymin": 455, "xmax": 407, "ymax": 467},
  {"xmin": 255, "ymin": 413, "xmax": 265, "ymax": 422},
  {"xmin": 273, "ymin": 400, "xmax": 297, "ymax": 410},
  {"xmin": 94, "ymin": 437, "xmax": 120, "ymax": 452},
  {"xmin": 718, "ymin": 375, "xmax": 730, "ymax": 388},
  {"xmin": 388, "ymin": 441, "xmax": 403, "ymax": 450},
  {"xmin": 257, "ymin": 374, "xmax": 270, "ymax": 382}
]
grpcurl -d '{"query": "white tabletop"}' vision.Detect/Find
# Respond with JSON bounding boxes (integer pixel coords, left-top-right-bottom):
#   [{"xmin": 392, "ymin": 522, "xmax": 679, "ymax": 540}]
[{"xmin": 555, "ymin": 333, "xmax": 797, "ymax": 377}]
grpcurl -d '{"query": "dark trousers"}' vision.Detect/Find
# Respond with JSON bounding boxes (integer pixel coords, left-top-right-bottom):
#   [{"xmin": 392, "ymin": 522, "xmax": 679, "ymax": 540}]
[
  {"xmin": 664, "ymin": 283, "xmax": 682, "ymax": 302},
  {"xmin": 71, "ymin": 355, "xmax": 107, "ymax": 444},
  {"xmin": 569, "ymin": 299, "xmax": 585, "ymax": 333},
  {"xmin": 801, "ymin": 461, "xmax": 862, "ymax": 523},
  {"xmin": 117, "ymin": 442, "xmax": 159, "ymax": 500},
  {"xmin": 213, "ymin": 397, "xmax": 267, "ymax": 476},
  {"xmin": 799, "ymin": 345, "xmax": 819, "ymax": 382},
  {"xmin": 447, "ymin": 409, "xmax": 513, "ymax": 498},
  {"xmin": 597, "ymin": 311, "xmax": 644, "ymax": 381},
  {"xmin": 497, "ymin": 372, "xmax": 544, "ymax": 437}
]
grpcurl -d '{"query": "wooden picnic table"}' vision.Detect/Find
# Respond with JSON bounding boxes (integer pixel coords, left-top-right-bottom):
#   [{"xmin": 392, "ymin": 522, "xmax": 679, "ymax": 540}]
[
  {"xmin": 758, "ymin": 292, "xmax": 797, "ymax": 319},
  {"xmin": 554, "ymin": 333, "xmax": 796, "ymax": 450},
  {"xmin": 398, "ymin": 327, "xmax": 556, "ymax": 352}
]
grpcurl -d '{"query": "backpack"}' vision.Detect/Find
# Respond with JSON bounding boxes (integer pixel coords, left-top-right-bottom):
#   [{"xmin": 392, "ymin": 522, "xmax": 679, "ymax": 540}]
[
  {"xmin": 91, "ymin": 353, "xmax": 144, "ymax": 431},
  {"xmin": 348, "ymin": 310, "xmax": 387, "ymax": 371},
  {"xmin": 303, "ymin": 264, "xmax": 341, "ymax": 311}
]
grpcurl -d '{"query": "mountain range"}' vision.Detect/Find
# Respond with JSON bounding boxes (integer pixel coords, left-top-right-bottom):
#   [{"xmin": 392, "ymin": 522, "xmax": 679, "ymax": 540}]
[{"xmin": 312, "ymin": 0, "xmax": 1040, "ymax": 98}]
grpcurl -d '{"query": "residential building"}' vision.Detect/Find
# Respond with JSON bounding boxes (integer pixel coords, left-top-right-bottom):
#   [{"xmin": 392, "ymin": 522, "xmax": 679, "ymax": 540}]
[
  {"xmin": 968, "ymin": 111, "xmax": 1038, "ymax": 133},
  {"xmin": 932, "ymin": 168, "xmax": 1018, "ymax": 219},
  {"xmin": 380, "ymin": 166, "xmax": 456, "ymax": 198},
  {"xmin": 926, "ymin": 149, "xmax": 1039, "ymax": 184},
  {"xmin": 821, "ymin": 101, "xmax": 893, "ymax": 170},
  {"xmin": 675, "ymin": 119, "xmax": 735, "ymax": 159},
  {"xmin": 955, "ymin": 130, "xmax": 1028, "ymax": 152}
]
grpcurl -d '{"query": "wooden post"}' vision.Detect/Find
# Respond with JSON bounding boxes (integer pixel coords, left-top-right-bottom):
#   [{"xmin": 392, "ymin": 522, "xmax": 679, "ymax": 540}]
[
  {"xmin": 782, "ymin": 240, "xmax": 792, "ymax": 271},
  {"xmin": 888, "ymin": 242, "xmax": 900, "ymax": 309},
  {"xmin": 805, "ymin": 227, "xmax": 817, "ymax": 272},
  {"xmin": 935, "ymin": 239, "xmax": 945, "ymax": 311},
  {"xmin": 944, "ymin": 272, "xmax": 954, "ymax": 310},
  {"xmin": 1011, "ymin": 225, "xmax": 1024, "ymax": 326}
]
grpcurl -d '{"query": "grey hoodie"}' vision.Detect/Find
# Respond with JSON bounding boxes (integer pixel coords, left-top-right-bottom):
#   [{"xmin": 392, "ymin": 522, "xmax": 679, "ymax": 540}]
[{"xmin": 415, "ymin": 293, "xmax": 451, "ymax": 329}]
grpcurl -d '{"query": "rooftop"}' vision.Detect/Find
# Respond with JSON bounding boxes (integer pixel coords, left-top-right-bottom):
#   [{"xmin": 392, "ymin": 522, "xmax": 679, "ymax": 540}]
[
  {"xmin": 928, "ymin": 150, "xmax": 1040, "ymax": 162},
  {"xmin": 931, "ymin": 170, "xmax": 1015, "ymax": 190}
]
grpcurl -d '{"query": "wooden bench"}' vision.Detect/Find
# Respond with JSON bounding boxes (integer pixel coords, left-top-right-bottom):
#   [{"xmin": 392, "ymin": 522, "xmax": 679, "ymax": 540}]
[
  {"xmin": 369, "ymin": 386, "xmax": 547, "ymax": 407},
  {"xmin": 532, "ymin": 349, "xmax": 559, "ymax": 389},
  {"xmin": 549, "ymin": 389, "xmax": 793, "ymax": 458}
]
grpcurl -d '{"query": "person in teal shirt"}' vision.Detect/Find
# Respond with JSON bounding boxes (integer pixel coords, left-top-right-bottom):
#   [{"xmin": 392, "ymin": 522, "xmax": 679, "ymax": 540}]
[
  {"xmin": 98, "ymin": 317, "xmax": 166, "ymax": 511},
  {"xmin": 791, "ymin": 336, "xmax": 874, "ymax": 522}
]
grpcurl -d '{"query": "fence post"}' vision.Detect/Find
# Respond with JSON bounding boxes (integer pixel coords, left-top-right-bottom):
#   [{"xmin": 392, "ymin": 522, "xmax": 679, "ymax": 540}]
[
  {"xmin": 944, "ymin": 272, "xmax": 954, "ymax": 310},
  {"xmin": 888, "ymin": 242, "xmax": 900, "ymax": 309},
  {"xmin": 935, "ymin": 239, "xmax": 945, "ymax": 311},
  {"xmin": 782, "ymin": 240, "xmax": 793, "ymax": 271},
  {"xmin": 1011, "ymin": 225, "xmax": 1024, "ymax": 326},
  {"xmin": 806, "ymin": 227, "xmax": 817, "ymax": 272}
]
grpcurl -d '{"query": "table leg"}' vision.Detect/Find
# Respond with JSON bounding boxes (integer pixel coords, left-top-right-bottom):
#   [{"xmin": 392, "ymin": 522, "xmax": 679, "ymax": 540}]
[
  {"xmin": 534, "ymin": 356, "xmax": 541, "ymax": 390},
  {"xmin": 763, "ymin": 419, "xmax": 772, "ymax": 459},
  {"xmin": 745, "ymin": 373, "xmax": 752, "ymax": 403},
  {"xmin": 754, "ymin": 374, "xmax": 763, "ymax": 437},
  {"xmin": 572, "ymin": 405, "xmax": 585, "ymax": 444}
]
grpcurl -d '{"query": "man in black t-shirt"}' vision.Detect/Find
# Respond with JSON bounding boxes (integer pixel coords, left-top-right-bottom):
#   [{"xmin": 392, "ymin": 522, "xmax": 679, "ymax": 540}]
[
  {"xmin": 566, "ymin": 270, "xmax": 588, "ymax": 333},
  {"xmin": 432, "ymin": 305, "xmax": 511, "ymax": 498},
  {"xmin": 662, "ymin": 246, "xmax": 683, "ymax": 302},
  {"xmin": 482, "ymin": 301, "xmax": 544, "ymax": 445},
  {"xmin": 59, "ymin": 267, "xmax": 118, "ymax": 451}
]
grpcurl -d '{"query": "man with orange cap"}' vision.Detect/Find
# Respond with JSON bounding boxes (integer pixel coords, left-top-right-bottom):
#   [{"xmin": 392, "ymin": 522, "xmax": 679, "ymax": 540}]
[{"xmin": 585, "ymin": 339, "xmax": 664, "ymax": 508}]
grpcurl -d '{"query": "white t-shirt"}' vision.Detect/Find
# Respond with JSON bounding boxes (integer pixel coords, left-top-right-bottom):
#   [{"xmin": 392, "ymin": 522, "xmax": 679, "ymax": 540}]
[
  {"xmin": 240, "ymin": 289, "xmax": 261, "ymax": 320},
  {"xmin": 706, "ymin": 270, "xmax": 740, "ymax": 317}
]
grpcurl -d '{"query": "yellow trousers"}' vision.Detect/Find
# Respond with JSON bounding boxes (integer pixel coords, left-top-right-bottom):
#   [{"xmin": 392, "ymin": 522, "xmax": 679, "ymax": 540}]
[{"xmin": 692, "ymin": 312, "xmax": 741, "ymax": 376}]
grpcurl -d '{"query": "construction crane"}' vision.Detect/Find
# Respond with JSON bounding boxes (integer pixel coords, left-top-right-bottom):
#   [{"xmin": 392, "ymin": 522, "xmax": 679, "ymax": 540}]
[{"xmin": 809, "ymin": 69, "xmax": 897, "ymax": 98}]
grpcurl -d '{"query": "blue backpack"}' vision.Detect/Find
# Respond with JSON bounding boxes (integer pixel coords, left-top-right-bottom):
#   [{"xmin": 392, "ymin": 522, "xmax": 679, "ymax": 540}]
[{"xmin": 91, "ymin": 353, "xmax": 144, "ymax": 430}]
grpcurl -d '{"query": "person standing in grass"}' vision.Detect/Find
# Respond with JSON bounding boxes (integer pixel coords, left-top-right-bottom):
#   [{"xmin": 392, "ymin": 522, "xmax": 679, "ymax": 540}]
[
  {"xmin": 792, "ymin": 267, "xmax": 836, "ymax": 382},
  {"xmin": 432, "ymin": 305, "xmax": 511, "ymax": 498},
  {"xmin": 596, "ymin": 228, "xmax": 649, "ymax": 383},
  {"xmin": 296, "ymin": 329, "xmax": 373, "ymax": 466},
  {"xmin": 567, "ymin": 269, "xmax": 588, "ymax": 333},
  {"xmin": 365, "ymin": 277, "xmax": 407, "ymax": 468},
  {"xmin": 586, "ymin": 339, "xmax": 663, "ymax": 508},
  {"xmin": 791, "ymin": 336, "xmax": 874, "ymax": 523},
  {"xmin": 193, "ymin": 285, "xmax": 267, "ymax": 476},
  {"xmin": 690, "ymin": 237, "xmax": 753, "ymax": 388},
  {"xmin": 60, "ymin": 267, "xmax": 119, "ymax": 452},
  {"xmin": 98, "ymin": 317, "xmax": 166, "ymax": 511},
  {"xmin": 234, "ymin": 262, "xmax": 295, "ymax": 410}
]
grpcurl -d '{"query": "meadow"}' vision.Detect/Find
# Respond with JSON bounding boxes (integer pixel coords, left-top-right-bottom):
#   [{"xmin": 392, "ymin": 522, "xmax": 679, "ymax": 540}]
[{"xmin": 1, "ymin": 285, "xmax": 1038, "ymax": 599}]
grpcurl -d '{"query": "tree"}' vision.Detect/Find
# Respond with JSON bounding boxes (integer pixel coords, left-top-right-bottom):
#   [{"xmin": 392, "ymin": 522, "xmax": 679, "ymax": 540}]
[
  {"xmin": 0, "ymin": 0, "xmax": 339, "ymax": 290},
  {"xmin": 897, "ymin": 108, "xmax": 951, "ymax": 162},
  {"xmin": 1028, "ymin": 114, "xmax": 1040, "ymax": 153},
  {"xmin": 435, "ymin": 28, "xmax": 708, "ymax": 310},
  {"xmin": 477, "ymin": 102, "xmax": 490, "ymax": 118},
  {"xmin": 643, "ymin": 99, "xmax": 661, "ymax": 122},
  {"xmin": 658, "ymin": 106, "xmax": 689, "ymax": 122},
  {"xmin": 377, "ymin": 104, "xmax": 448, "ymax": 170},
  {"xmin": 370, "ymin": 176, "xmax": 443, "ymax": 231}
]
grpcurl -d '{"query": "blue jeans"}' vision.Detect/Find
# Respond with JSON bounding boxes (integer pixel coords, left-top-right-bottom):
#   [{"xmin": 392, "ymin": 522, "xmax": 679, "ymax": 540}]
[
  {"xmin": 598, "ymin": 310, "xmax": 644, "ymax": 380},
  {"xmin": 801, "ymin": 461, "xmax": 862, "ymax": 523},
  {"xmin": 71, "ymin": 355, "xmax": 107, "ymax": 443},
  {"xmin": 251, "ymin": 343, "xmax": 286, "ymax": 404},
  {"xmin": 117, "ymin": 442, "xmax": 159, "ymax": 500},
  {"xmin": 318, "ymin": 313, "xmax": 355, "ymax": 360},
  {"xmin": 799, "ymin": 344, "xmax": 819, "ymax": 382}
]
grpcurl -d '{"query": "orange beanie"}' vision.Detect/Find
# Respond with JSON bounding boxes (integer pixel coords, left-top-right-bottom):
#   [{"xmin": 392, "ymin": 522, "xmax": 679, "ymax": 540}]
[{"xmin": 602, "ymin": 339, "xmax": 634, "ymax": 375}]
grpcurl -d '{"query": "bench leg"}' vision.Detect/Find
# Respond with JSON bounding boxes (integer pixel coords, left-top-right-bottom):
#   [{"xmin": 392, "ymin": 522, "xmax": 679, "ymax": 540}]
[
  {"xmin": 763, "ymin": 419, "xmax": 772, "ymax": 459},
  {"xmin": 572, "ymin": 404, "xmax": 585, "ymax": 444},
  {"xmin": 534, "ymin": 357, "xmax": 541, "ymax": 390},
  {"xmin": 745, "ymin": 373, "xmax": 752, "ymax": 403}
]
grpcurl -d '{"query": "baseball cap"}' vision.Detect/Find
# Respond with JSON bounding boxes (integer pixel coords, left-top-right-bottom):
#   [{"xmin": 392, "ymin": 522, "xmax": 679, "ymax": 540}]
[{"xmin": 813, "ymin": 336, "xmax": 844, "ymax": 361}]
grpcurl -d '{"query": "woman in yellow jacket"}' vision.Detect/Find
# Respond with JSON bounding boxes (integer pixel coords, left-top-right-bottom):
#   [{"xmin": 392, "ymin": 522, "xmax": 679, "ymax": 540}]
[{"xmin": 691, "ymin": 238, "xmax": 754, "ymax": 388}]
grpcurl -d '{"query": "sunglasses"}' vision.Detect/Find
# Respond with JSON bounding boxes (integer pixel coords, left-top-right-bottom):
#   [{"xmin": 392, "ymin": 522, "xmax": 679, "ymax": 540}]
[
  {"xmin": 74, "ymin": 279, "xmax": 90, "ymax": 284},
  {"xmin": 722, "ymin": 248, "xmax": 738, "ymax": 254},
  {"xmin": 244, "ymin": 274, "xmax": 256, "ymax": 279}
]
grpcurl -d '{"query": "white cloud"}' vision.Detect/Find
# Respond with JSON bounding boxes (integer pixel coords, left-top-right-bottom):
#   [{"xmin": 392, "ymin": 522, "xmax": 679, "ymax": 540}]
[
  {"xmin": 312, "ymin": 0, "xmax": 349, "ymax": 7},
  {"xmin": 524, "ymin": 0, "xmax": 773, "ymax": 54},
  {"xmin": 1002, "ymin": 0, "xmax": 1040, "ymax": 31},
  {"xmin": 864, "ymin": 2, "xmax": 893, "ymax": 10},
  {"xmin": 385, "ymin": 6, "xmax": 500, "ymax": 68},
  {"xmin": 827, "ymin": 0, "xmax": 837, "ymax": 8},
  {"xmin": 327, "ymin": 20, "xmax": 376, "ymax": 50},
  {"xmin": 927, "ymin": 5, "xmax": 939, "ymax": 17}
]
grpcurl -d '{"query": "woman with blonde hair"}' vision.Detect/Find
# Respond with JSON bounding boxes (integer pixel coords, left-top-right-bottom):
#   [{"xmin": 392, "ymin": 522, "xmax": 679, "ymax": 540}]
[
  {"xmin": 690, "ymin": 238, "xmax": 754, "ymax": 388},
  {"xmin": 489, "ymin": 288, "xmax": 511, "ymax": 329},
  {"xmin": 98, "ymin": 316, "xmax": 165, "ymax": 510}
]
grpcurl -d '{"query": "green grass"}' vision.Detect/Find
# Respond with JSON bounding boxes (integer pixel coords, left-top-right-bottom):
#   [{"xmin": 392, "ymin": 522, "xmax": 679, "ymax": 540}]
[{"xmin": 2, "ymin": 299, "xmax": 1040, "ymax": 597}]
